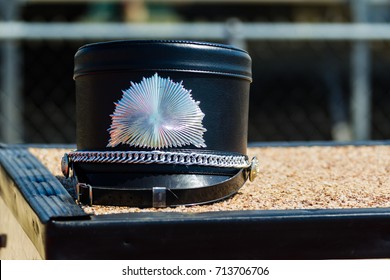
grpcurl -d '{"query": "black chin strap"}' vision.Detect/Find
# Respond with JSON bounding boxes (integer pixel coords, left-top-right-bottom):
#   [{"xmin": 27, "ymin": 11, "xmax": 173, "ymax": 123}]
[{"xmin": 76, "ymin": 168, "xmax": 248, "ymax": 208}]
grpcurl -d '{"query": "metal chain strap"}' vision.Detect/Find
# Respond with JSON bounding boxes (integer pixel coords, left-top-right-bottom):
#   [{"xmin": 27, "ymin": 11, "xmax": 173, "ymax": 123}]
[{"xmin": 67, "ymin": 150, "xmax": 251, "ymax": 169}]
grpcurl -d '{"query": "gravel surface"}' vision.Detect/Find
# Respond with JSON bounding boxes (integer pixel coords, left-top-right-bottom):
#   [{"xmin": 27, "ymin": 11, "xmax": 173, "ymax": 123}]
[{"xmin": 29, "ymin": 145, "xmax": 390, "ymax": 215}]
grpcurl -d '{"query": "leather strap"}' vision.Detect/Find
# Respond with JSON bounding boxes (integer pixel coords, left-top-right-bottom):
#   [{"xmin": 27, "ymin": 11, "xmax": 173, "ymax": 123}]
[{"xmin": 76, "ymin": 168, "xmax": 248, "ymax": 207}]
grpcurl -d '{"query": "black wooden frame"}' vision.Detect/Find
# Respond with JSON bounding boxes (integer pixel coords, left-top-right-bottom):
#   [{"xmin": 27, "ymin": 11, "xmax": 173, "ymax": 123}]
[{"xmin": 1, "ymin": 142, "xmax": 390, "ymax": 259}]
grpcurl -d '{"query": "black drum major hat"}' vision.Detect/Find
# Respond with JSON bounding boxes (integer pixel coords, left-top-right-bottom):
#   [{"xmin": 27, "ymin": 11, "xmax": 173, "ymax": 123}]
[{"xmin": 61, "ymin": 40, "xmax": 259, "ymax": 207}]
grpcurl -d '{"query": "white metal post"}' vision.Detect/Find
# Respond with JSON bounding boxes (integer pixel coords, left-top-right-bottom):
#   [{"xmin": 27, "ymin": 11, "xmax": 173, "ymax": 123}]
[
  {"xmin": 351, "ymin": 0, "xmax": 371, "ymax": 141},
  {"xmin": 0, "ymin": 0, "xmax": 23, "ymax": 143}
]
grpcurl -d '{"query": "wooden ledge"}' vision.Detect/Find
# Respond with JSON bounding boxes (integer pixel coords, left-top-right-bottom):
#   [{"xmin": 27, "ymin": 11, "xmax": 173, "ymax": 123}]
[{"xmin": 1, "ymin": 142, "xmax": 390, "ymax": 259}]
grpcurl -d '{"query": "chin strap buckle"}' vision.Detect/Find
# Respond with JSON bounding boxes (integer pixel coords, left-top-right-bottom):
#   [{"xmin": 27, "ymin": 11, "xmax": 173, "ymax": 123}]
[
  {"xmin": 152, "ymin": 187, "xmax": 167, "ymax": 208},
  {"xmin": 76, "ymin": 183, "xmax": 93, "ymax": 206}
]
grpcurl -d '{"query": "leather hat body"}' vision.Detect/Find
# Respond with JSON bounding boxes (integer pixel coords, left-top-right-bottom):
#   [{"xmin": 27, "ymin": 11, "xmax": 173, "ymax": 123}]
[{"xmin": 66, "ymin": 40, "xmax": 254, "ymax": 207}]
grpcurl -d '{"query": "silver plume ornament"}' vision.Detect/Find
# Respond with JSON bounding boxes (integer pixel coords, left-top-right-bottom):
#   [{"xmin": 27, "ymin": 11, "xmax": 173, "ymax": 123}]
[{"xmin": 107, "ymin": 73, "xmax": 207, "ymax": 149}]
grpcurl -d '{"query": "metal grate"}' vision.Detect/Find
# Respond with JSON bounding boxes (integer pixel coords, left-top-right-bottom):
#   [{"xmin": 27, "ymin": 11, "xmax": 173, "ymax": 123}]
[
  {"xmin": 19, "ymin": 39, "xmax": 390, "ymax": 143},
  {"xmin": 22, "ymin": 40, "xmax": 81, "ymax": 143},
  {"xmin": 1, "ymin": 1, "xmax": 390, "ymax": 144}
]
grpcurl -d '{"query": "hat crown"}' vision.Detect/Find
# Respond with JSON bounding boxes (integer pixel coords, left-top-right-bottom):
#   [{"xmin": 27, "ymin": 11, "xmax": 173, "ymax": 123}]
[{"xmin": 74, "ymin": 40, "xmax": 252, "ymax": 82}]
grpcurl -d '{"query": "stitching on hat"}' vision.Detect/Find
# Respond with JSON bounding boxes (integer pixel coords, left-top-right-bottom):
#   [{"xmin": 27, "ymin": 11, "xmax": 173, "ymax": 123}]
[
  {"xmin": 74, "ymin": 68, "xmax": 252, "ymax": 82},
  {"xmin": 78, "ymin": 40, "xmax": 249, "ymax": 54}
]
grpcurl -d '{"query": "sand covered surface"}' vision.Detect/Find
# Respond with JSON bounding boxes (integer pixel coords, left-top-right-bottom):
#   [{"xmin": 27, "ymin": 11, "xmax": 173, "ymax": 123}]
[{"xmin": 29, "ymin": 145, "xmax": 390, "ymax": 215}]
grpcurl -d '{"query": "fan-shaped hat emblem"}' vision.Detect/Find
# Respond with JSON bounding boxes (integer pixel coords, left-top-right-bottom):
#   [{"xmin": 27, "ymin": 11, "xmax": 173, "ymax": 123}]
[{"xmin": 107, "ymin": 73, "xmax": 207, "ymax": 149}]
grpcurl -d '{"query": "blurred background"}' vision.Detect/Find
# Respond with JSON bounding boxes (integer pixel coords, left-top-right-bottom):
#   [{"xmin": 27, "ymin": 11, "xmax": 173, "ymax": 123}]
[{"xmin": 0, "ymin": 0, "xmax": 389, "ymax": 144}]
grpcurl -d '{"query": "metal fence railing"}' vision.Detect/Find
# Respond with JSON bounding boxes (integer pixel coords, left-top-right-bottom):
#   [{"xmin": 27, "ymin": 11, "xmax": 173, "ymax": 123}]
[{"xmin": 1, "ymin": 0, "xmax": 389, "ymax": 143}]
